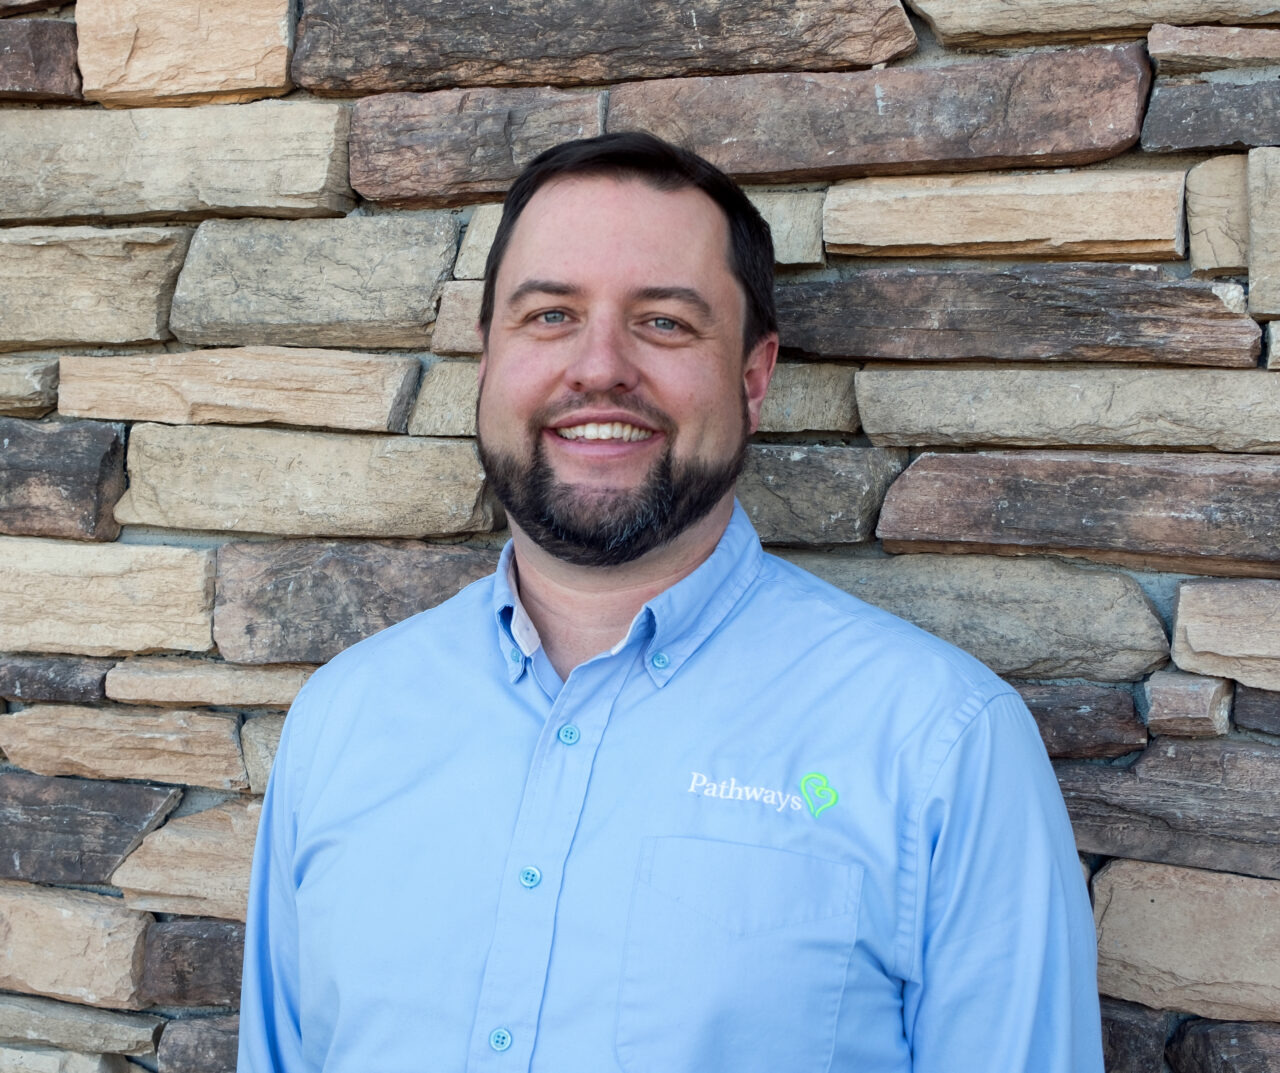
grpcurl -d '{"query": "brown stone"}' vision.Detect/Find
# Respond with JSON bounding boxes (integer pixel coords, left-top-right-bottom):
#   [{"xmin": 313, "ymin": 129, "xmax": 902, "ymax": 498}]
[
  {"xmin": 59, "ymin": 349, "xmax": 420, "ymax": 433},
  {"xmin": 0, "ymin": 1045, "xmax": 128, "ymax": 1073},
  {"xmin": 0, "ymin": 881, "xmax": 150, "ymax": 1009},
  {"xmin": 0, "ymin": 227, "xmax": 191, "ymax": 354},
  {"xmin": 1236, "ymin": 685, "xmax": 1280, "ymax": 736},
  {"xmin": 1150, "ymin": 23, "xmax": 1280, "ymax": 74},
  {"xmin": 112, "ymin": 799, "xmax": 259, "ymax": 922},
  {"xmin": 430, "ymin": 281, "xmax": 484, "ymax": 356},
  {"xmin": 1143, "ymin": 670, "xmax": 1232, "ymax": 737},
  {"xmin": 1187, "ymin": 155, "xmax": 1250, "ymax": 275},
  {"xmin": 0, "ymin": 19, "xmax": 80, "ymax": 100},
  {"xmin": 140, "ymin": 920, "xmax": 243, "ymax": 1009},
  {"xmin": 1100, "ymin": 998, "xmax": 1180, "ymax": 1073},
  {"xmin": 1249, "ymin": 148, "xmax": 1280, "ymax": 320},
  {"xmin": 0, "ymin": 705, "xmax": 247, "ymax": 790},
  {"xmin": 1172, "ymin": 579, "xmax": 1280, "ymax": 690},
  {"xmin": 824, "ymin": 169, "xmax": 1185, "ymax": 259},
  {"xmin": 758, "ymin": 364, "xmax": 858, "ymax": 434},
  {"xmin": 1143, "ymin": 79, "xmax": 1280, "ymax": 153},
  {"xmin": 0, "ymin": 657, "xmax": 113, "ymax": 704},
  {"xmin": 783, "ymin": 552, "xmax": 1168, "ymax": 682},
  {"xmin": 105, "ymin": 658, "xmax": 312, "ymax": 709},
  {"xmin": 1057, "ymin": 738, "xmax": 1280, "ymax": 879},
  {"xmin": 406, "ymin": 360, "xmax": 478, "ymax": 437},
  {"xmin": 454, "ymin": 205, "xmax": 502, "ymax": 279},
  {"xmin": 214, "ymin": 540, "xmax": 497, "ymax": 664},
  {"xmin": 0, "ymin": 419, "xmax": 124, "ymax": 541},
  {"xmin": 0, "ymin": 539, "xmax": 214, "ymax": 658},
  {"xmin": 76, "ymin": 0, "xmax": 291, "ymax": 107},
  {"xmin": 240, "ymin": 715, "xmax": 284, "ymax": 794},
  {"xmin": 607, "ymin": 46, "xmax": 1150, "ymax": 184},
  {"xmin": 0, "ymin": 357, "xmax": 57, "ymax": 418},
  {"xmin": 115, "ymin": 424, "xmax": 493, "ymax": 538},
  {"xmin": 0, "ymin": 773, "xmax": 179, "ymax": 885},
  {"xmin": 1094, "ymin": 858, "xmax": 1280, "ymax": 1020},
  {"xmin": 776, "ymin": 266, "xmax": 1259, "ymax": 366},
  {"xmin": 1167, "ymin": 1019, "xmax": 1280, "ymax": 1072},
  {"xmin": 155, "ymin": 1015, "xmax": 237, "ymax": 1073},
  {"xmin": 878, "ymin": 450, "xmax": 1280, "ymax": 578},
  {"xmin": 0, "ymin": 995, "xmax": 160, "ymax": 1056},
  {"xmin": 295, "ymin": 0, "xmax": 914, "ymax": 95},
  {"xmin": 1010, "ymin": 682, "xmax": 1145, "ymax": 759}
]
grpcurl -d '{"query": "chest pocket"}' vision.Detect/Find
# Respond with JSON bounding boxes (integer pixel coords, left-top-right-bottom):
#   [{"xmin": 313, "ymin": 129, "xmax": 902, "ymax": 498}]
[{"xmin": 615, "ymin": 836, "xmax": 861, "ymax": 1073}]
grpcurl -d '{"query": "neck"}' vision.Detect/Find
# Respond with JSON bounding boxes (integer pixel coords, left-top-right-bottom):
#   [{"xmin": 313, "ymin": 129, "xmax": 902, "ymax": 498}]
[{"xmin": 508, "ymin": 495, "xmax": 735, "ymax": 678}]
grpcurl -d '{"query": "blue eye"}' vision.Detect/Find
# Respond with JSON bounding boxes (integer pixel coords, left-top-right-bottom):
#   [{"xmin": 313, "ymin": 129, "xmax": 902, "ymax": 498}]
[
  {"xmin": 651, "ymin": 317, "xmax": 678, "ymax": 331},
  {"xmin": 540, "ymin": 310, "xmax": 566, "ymax": 324}
]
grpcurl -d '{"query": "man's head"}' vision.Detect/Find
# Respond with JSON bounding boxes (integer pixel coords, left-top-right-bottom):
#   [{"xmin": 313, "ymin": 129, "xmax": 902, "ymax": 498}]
[{"xmin": 476, "ymin": 131, "xmax": 779, "ymax": 568}]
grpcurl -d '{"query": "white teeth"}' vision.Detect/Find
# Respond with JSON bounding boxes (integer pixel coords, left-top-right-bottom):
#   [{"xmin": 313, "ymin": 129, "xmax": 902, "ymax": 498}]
[{"xmin": 555, "ymin": 422, "xmax": 654, "ymax": 442}]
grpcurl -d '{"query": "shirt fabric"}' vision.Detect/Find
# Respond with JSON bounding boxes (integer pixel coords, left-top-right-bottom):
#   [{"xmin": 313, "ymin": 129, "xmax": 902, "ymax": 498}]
[{"xmin": 239, "ymin": 504, "xmax": 1103, "ymax": 1073}]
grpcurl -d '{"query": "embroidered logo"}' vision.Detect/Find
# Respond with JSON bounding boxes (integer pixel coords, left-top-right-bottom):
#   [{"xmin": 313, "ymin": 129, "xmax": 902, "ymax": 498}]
[{"xmin": 799, "ymin": 771, "xmax": 839, "ymax": 819}]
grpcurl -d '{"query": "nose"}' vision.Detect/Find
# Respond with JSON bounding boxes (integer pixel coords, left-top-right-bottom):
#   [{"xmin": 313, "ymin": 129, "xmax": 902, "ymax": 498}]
[{"xmin": 563, "ymin": 314, "xmax": 640, "ymax": 395}]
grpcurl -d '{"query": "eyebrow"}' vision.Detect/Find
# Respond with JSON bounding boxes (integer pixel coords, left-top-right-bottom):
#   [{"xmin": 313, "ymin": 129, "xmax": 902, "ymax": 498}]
[
  {"xmin": 505, "ymin": 280, "xmax": 714, "ymax": 320},
  {"xmin": 507, "ymin": 279, "xmax": 581, "ymax": 306}
]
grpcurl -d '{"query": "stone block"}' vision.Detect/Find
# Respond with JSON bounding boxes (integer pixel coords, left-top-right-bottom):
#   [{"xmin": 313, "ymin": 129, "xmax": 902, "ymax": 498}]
[
  {"xmin": 1172, "ymin": 579, "xmax": 1280, "ymax": 690},
  {"xmin": 878, "ymin": 450, "xmax": 1280, "ymax": 577},
  {"xmin": 112, "ymin": 799, "xmax": 259, "ymax": 922},
  {"xmin": 0, "ymin": 705, "xmax": 247, "ymax": 790},
  {"xmin": 350, "ymin": 88, "xmax": 605, "ymax": 206},
  {"xmin": 59, "ymin": 348, "xmax": 420, "ymax": 432},
  {"xmin": 0, "ymin": 1045, "xmax": 127, "ymax": 1073},
  {"xmin": 1150, "ymin": 23, "xmax": 1280, "ymax": 74},
  {"xmin": 0, "ymin": 995, "xmax": 160, "ymax": 1056},
  {"xmin": 140, "ymin": 919, "xmax": 243, "ymax": 1008},
  {"xmin": 0, "ymin": 357, "xmax": 57, "ymax": 418},
  {"xmin": 1143, "ymin": 79, "xmax": 1280, "ymax": 153},
  {"xmin": 170, "ymin": 215, "xmax": 457, "ymax": 348},
  {"xmin": 1271, "ymin": 323, "xmax": 1280, "ymax": 368},
  {"xmin": 1094, "ymin": 859, "xmax": 1280, "ymax": 1020},
  {"xmin": 1249, "ymin": 148, "xmax": 1280, "ymax": 319},
  {"xmin": 0, "ymin": 539, "xmax": 214, "ymax": 657},
  {"xmin": 430, "ymin": 281, "xmax": 483, "ymax": 356},
  {"xmin": 824, "ymin": 169, "xmax": 1185, "ymax": 259},
  {"xmin": 0, "ymin": 773, "xmax": 179, "ymax": 885},
  {"xmin": 454, "ymin": 205, "xmax": 502, "ymax": 280},
  {"xmin": 746, "ymin": 191, "xmax": 824, "ymax": 266},
  {"xmin": 294, "ymin": 0, "xmax": 914, "ymax": 94},
  {"xmin": 783, "ymin": 553, "xmax": 1168, "ymax": 681},
  {"xmin": 0, "ymin": 419, "xmax": 124, "ymax": 541},
  {"xmin": 0, "ymin": 882, "xmax": 149, "ymax": 1009},
  {"xmin": 0, "ymin": 227, "xmax": 191, "ymax": 354},
  {"xmin": 0, "ymin": 1, "xmax": 65, "ymax": 15},
  {"xmin": 115, "ymin": 424, "xmax": 492, "ymax": 538},
  {"xmin": 758, "ymin": 363, "xmax": 858, "ymax": 434},
  {"xmin": 607, "ymin": 46, "xmax": 1150, "ymax": 183},
  {"xmin": 1144, "ymin": 670, "xmax": 1232, "ymax": 737},
  {"xmin": 777, "ymin": 266, "xmax": 1259, "ymax": 366},
  {"xmin": 1167, "ymin": 1019, "xmax": 1280, "ymax": 1072},
  {"xmin": 0, "ymin": 103, "xmax": 351, "ymax": 225},
  {"xmin": 214, "ymin": 540, "xmax": 497, "ymax": 664},
  {"xmin": 76, "ymin": 0, "xmax": 291, "ymax": 107},
  {"xmin": 406, "ymin": 360, "xmax": 478, "ymax": 437},
  {"xmin": 0, "ymin": 19, "xmax": 80, "ymax": 100},
  {"xmin": 1100, "ymin": 998, "xmax": 1180, "ymax": 1073},
  {"xmin": 0, "ymin": 657, "xmax": 113, "ymax": 704},
  {"xmin": 155, "ymin": 1015, "xmax": 237, "ymax": 1073},
  {"xmin": 1235, "ymin": 684, "xmax": 1280, "ymax": 735},
  {"xmin": 1187, "ymin": 154, "xmax": 1249, "ymax": 274},
  {"xmin": 105, "ymin": 658, "xmax": 312, "ymax": 709},
  {"xmin": 739, "ymin": 445, "xmax": 904, "ymax": 544},
  {"xmin": 240, "ymin": 715, "xmax": 284, "ymax": 794},
  {"xmin": 858, "ymin": 367, "xmax": 1280, "ymax": 450},
  {"xmin": 1010, "ymin": 683, "xmax": 1145, "ymax": 759}
]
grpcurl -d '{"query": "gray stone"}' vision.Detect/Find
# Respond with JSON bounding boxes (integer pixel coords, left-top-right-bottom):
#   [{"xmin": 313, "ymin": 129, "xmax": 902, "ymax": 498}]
[
  {"xmin": 758, "ymin": 363, "xmax": 858, "ymax": 434},
  {"xmin": 406, "ymin": 360, "xmax": 478, "ymax": 437},
  {"xmin": 1249, "ymin": 147, "xmax": 1280, "ymax": 319},
  {"xmin": 0, "ymin": 995, "xmax": 160, "ymax": 1056},
  {"xmin": 0, "ymin": 357, "xmax": 57, "ymax": 417}
]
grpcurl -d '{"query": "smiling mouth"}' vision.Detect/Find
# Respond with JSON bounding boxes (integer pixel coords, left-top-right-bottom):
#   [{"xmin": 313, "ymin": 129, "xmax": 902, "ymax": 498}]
[{"xmin": 554, "ymin": 422, "xmax": 655, "ymax": 442}]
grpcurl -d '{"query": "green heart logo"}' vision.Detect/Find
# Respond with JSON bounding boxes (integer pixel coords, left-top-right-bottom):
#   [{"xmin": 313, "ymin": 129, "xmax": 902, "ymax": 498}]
[{"xmin": 800, "ymin": 772, "xmax": 838, "ymax": 819}]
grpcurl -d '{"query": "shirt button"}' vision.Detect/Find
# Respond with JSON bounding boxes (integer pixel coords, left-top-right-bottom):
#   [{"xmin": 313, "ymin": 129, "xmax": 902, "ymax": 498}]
[
  {"xmin": 518, "ymin": 866, "xmax": 542, "ymax": 888},
  {"xmin": 651, "ymin": 651, "xmax": 670, "ymax": 669},
  {"xmin": 489, "ymin": 1028, "xmax": 512, "ymax": 1052},
  {"xmin": 509, "ymin": 648, "xmax": 521, "ymax": 663},
  {"xmin": 557, "ymin": 724, "xmax": 580, "ymax": 745}
]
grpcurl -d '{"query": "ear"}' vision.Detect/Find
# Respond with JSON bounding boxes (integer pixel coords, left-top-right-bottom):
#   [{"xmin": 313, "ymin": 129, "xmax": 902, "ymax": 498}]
[{"xmin": 742, "ymin": 332, "xmax": 779, "ymax": 435}]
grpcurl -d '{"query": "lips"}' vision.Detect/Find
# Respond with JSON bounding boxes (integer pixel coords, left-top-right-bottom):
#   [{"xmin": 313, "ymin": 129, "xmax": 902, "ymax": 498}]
[{"xmin": 554, "ymin": 421, "xmax": 655, "ymax": 442}]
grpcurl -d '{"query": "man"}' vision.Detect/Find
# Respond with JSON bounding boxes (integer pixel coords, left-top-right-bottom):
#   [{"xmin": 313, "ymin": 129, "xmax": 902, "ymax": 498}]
[{"xmin": 239, "ymin": 132, "xmax": 1102, "ymax": 1073}]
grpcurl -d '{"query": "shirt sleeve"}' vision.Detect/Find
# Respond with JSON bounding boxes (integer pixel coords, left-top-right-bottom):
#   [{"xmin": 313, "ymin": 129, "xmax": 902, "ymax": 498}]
[{"xmin": 901, "ymin": 690, "xmax": 1103, "ymax": 1073}]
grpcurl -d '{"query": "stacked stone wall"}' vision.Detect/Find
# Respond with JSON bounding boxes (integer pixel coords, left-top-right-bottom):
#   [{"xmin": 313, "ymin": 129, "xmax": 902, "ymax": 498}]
[{"xmin": 2, "ymin": 1, "xmax": 1280, "ymax": 1069}]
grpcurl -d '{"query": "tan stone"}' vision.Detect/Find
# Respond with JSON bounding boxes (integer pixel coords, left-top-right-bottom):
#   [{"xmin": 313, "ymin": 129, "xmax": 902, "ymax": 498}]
[
  {"xmin": 1172, "ymin": 579, "xmax": 1280, "ymax": 690},
  {"xmin": 823, "ymin": 169, "xmax": 1186, "ymax": 259},
  {"xmin": 77, "ymin": 0, "xmax": 292, "ymax": 106},
  {"xmin": 0, "ymin": 228, "xmax": 190, "ymax": 354},
  {"xmin": 115, "ymin": 424, "xmax": 492, "ymax": 538},
  {"xmin": 758, "ymin": 364, "xmax": 858, "ymax": 434},
  {"xmin": 1270, "ymin": 323, "xmax": 1280, "ymax": 369},
  {"xmin": 0, "ymin": 538, "xmax": 213, "ymax": 657},
  {"xmin": 1249, "ymin": 148, "xmax": 1280, "ymax": 319},
  {"xmin": 747, "ymin": 190, "xmax": 825, "ymax": 266},
  {"xmin": 111, "ymin": 799, "xmax": 259, "ymax": 922},
  {"xmin": 0, "ymin": 705, "xmax": 246, "ymax": 790},
  {"xmin": 406, "ymin": 360, "xmax": 478, "ymax": 437},
  {"xmin": 0, "ymin": 995, "xmax": 159, "ymax": 1056},
  {"xmin": 0, "ymin": 103, "xmax": 352, "ymax": 224},
  {"xmin": 1149, "ymin": 23, "xmax": 1280, "ymax": 74},
  {"xmin": 0, "ymin": 357, "xmax": 57, "ymax": 418},
  {"xmin": 856, "ymin": 367, "xmax": 1280, "ymax": 451},
  {"xmin": 105, "ymin": 658, "xmax": 312, "ymax": 709},
  {"xmin": 58, "ymin": 348, "xmax": 419, "ymax": 432},
  {"xmin": 431, "ymin": 280, "xmax": 484, "ymax": 355},
  {"xmin": 0, "ymin": 1046, "xmax": 127, "ymax": 1073},
  {"xmin": 241, "ymin": 714, "xmax": 284, "ymax": 794},
  {"xmin": 0, "ymin": 881, "xmax": 149, "ymax": 1009},
  {"xmin": 1094, "ymin": 858, "xmax": 1280, "ymax": 1020},
  {"xmin": 1187, "ymin": 155, "xmax": 1249, "ymax": 275},
  {"xmin": 1143, "ymin": 670, "xmax": 1232, "ymax": 737},
  {"xmin": 454, "ymin": 204, "xmax": 502, "ymax": 280}
]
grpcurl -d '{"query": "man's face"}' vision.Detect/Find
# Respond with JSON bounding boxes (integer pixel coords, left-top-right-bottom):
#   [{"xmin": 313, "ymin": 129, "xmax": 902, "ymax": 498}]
[{"xmin": 476, "ymin": 175, "xmax": 776, "ymax": 567}]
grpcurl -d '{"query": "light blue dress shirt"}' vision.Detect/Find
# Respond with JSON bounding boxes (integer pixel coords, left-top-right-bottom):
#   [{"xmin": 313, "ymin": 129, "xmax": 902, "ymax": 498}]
[{"xmin": 239, "ymin": 504, "xmax": 1103, "ymax": 1073}]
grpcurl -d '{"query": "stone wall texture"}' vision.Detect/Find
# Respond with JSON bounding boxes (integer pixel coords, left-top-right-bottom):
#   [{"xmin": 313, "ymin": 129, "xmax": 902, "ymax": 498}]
[{"xmin": 2, "ymin": 2, "xmax": 1279, "ymax": 1069}]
